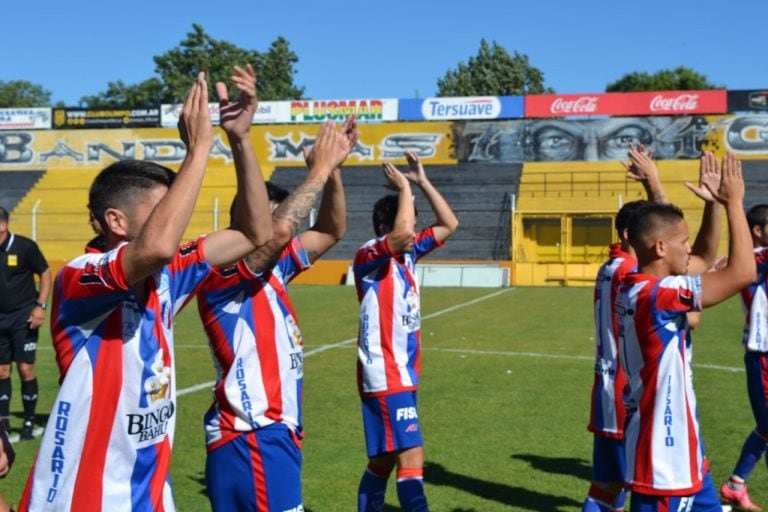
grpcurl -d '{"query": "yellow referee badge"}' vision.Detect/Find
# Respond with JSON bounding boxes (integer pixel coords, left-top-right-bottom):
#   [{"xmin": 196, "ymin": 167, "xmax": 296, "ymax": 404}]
[{"xmin": 7, "ymin": 254, "xmax": 18, "ymax": 267}]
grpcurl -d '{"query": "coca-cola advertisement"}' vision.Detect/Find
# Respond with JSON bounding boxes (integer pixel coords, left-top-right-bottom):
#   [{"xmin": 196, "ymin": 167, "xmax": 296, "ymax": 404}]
[{"xmin": 526, "ymin": 90, "xmax": 726, "ymax": 117}]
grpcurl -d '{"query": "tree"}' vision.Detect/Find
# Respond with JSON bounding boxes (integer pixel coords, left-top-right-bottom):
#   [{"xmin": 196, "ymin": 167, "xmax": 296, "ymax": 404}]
[
  {"xmin": 0, "ymin": 80, "xmax": 51, "ymax": 108},
  {"xmin": 81, "ymin": 24, "xmax": 304, "ymax": 107},
  {"xmin": 79, "ymin": 78, "xmax": 165, "ymax": 108},
  {"xmin": 606, "ymin": 66, "xmax": 721, "ymax": 92},
  {"xmin": 437, "ymin": 39, "xmax": 552, "ymax": 96}
]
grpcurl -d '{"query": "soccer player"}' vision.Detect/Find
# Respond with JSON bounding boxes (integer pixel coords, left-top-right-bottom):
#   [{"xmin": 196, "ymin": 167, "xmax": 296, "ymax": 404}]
[
  {"xmin": 354, "ymin": 151, "xmax": 458, "ymax": 512},
  {"xmin": 584, "ymin": 144, "xmax": 668, "ymax": 512},
  {"xmin": 18, "ymin": 67, "xmax": 280, "ymax": 511},
  {"xmin": 718, "ymin": 203, "xmax": 768, "ymax": 511},
  {"xmin": 616, "ymin": 152, "xmax": 756, "ymax": 512},
  {"xmin": 196, "ymin": 116, "xmax": 357, "ymax": 511}
]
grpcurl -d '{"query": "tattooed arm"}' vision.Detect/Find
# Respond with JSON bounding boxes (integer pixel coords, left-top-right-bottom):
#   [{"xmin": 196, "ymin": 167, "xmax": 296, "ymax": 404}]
[
  {"xmin": 244, "ymin": 171, "xmax": 329, "ymax": 272},
  {"xmin": 244, "ymin": 117, "xmax": 358, "ymax": 273},
  {"xmin": 299, "ymin": 166, "xmax": 346, "ymax": 263}
]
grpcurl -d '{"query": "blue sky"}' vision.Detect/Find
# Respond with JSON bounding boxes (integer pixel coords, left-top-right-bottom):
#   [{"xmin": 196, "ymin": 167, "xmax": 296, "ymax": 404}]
[{"xmin": 3, "ymin": 0, "xmax": 764, "ymax": 105}]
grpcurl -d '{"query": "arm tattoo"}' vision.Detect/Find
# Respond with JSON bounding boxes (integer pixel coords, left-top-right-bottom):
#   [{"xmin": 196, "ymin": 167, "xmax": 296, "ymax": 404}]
[{"xmin": 273, "ymin": 177, "xmax": 325, "ymax": 237}]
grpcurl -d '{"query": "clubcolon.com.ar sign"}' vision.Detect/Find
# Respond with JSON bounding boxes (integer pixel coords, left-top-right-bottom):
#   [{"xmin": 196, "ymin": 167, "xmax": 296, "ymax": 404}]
[{"xmin": 399, "ymin": 96, "xmax": 524, "ymax": 121}]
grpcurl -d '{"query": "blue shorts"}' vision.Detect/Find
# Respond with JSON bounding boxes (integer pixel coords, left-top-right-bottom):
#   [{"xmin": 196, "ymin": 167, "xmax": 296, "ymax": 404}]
[
  {"xmin": 205, "ymin": 423, "xmax": 302, "ymax": 512},
  {"xmin": 361, "ymin": 391, "xmax": 423, "ymax": 458},
  {"xmin": 592, "ymin": 434, "xmax": 625, "ymax": 483},
  {"xmin": 745, "ymin": 351, "xmax": 768, "ymax": 434},
  {"xmin": 630, "ymin": 472, "xmax": 721, "ymax": 512}
]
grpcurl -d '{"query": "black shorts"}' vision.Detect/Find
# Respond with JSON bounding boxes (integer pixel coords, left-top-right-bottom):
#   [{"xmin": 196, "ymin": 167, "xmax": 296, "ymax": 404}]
[{"xmin": 0, "ymin": 306, "xmax": 39, "ymax": 364}]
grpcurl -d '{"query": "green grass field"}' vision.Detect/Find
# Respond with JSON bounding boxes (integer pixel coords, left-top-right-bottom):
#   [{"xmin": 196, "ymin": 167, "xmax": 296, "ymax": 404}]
[{"xmin": 1, "ymin": 285, "xmax": 763, "ymax": 511}]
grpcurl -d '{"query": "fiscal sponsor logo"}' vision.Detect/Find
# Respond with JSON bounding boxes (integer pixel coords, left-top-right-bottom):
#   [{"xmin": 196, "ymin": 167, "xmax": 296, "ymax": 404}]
[
  {"xmin": 396, "ymin": 407, "xmax": 418, "ymax": 421},
  {"xmin": 126, "ymin": 400, "xmax": 175, "ymax": 443},
  {"xmin": 649, "ymin": 94, "xmax": 699, "ymax": 113},
  {"xmin": 46, "ymin": 400, "xmax": 72, "ymax": 503},
  {"xmin": 422, "ymin": 97, "xmax": 501, "ymax": 120},
  {"xmin": 289, "ymin": 351, "xmax": 304, "ymax": 372},
  {"xmin": 550, "ymin": 96, "xmax": 599, "ymax": 115}
]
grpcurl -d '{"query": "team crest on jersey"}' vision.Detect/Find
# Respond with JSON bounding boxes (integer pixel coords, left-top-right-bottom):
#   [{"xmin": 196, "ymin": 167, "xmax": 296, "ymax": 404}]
[
  {"xmin": 401, "ymin": 289, "xmax": 420, "ymax": 331},
  {"xmin": 79, "ymin": 259, "xmax": 108, "ymax": 286},
  {"xmin": 285, "ymin": 316, "xmax": 304, "ymax": 347}
]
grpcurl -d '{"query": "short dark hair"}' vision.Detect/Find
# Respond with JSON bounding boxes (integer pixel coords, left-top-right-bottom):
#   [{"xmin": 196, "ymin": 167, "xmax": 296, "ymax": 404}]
[
  {"xmin": 627, "ymin": 202, "xmax": 685, "ymax": 249},
  {"xmin": 0, "ymin": 207, "xmax": 8, "ymax": 224},
  {"xmin": 372, "ymin": 195, "xmax": 398, "ymax": 237},
  {"xmin": 372, "ymin": 195, "xmax": 418, "ymax": 237},
  {"xmin": 88, "ymin": 160, "xmax": 175, "ymax": 233},
  {"xmin": 615, "ymin": 200, "xmax": 650, "ymax": 234},
  {"xmin": 747, "ymin": 204, "xmax": 768, "ymax": 230}
]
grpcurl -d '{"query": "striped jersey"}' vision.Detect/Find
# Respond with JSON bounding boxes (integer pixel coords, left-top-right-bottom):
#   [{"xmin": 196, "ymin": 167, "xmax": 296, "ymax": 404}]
[
  {"xmin": 20, "ymin": 238, "xmax": 211, "ymax": 512},
  {"xmin": 740, "ymin": 247, "xmax": 768, "ymax": 352},
  {"xmin": 353, "ymin": 227, "xmax": 443, "ymax": 397},
  {"xmin": 196, "ymin": 237, "xmax": 310, "ymax": 450},
  {"xmin": 617, "ymin": 272, "xmax": 705, "ymax": 495},
  {"xmin": 589, "ymin": 243, "xmax": 634, "ymax": 439}
]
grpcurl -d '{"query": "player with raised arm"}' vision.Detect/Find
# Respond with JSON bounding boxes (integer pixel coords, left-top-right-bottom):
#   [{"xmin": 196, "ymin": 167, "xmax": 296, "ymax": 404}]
[
  {"xmin": 196, "ymin": 115, "xmax": 357, "ymax": 512},
  {"xmin": 354, "ymin": 151, "xmax": 458, "ymax": 512},
  {"xmin": 583, "ymin": 144, "xmax": 667, "ymax": 512},
  {"xmin": 718, "ymin": 203, "xmax": 768, "ymax": 511},
  {"xmin": 19, "ymin": 67, "xmax": 274, "ymax": 512},
  {"xmin": 616, "ymin": 152, "xmax": 755, "ymax": 512}
]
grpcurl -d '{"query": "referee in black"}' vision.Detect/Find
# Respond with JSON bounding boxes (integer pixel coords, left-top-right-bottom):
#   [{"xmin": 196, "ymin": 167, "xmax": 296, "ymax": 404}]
[{"xmin": 0, "ymin": 206, "xmax": 50, "ymax": 441}]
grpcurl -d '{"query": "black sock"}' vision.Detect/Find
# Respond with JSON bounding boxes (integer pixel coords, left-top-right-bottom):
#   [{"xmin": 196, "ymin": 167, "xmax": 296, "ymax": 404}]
[
  {"xmin": 21, "ymin": 378, "xmax": 38, "ymax": 424},
  {"xmin": 0, "ymin": 378, "xmax": 11, "ymax": 427}
]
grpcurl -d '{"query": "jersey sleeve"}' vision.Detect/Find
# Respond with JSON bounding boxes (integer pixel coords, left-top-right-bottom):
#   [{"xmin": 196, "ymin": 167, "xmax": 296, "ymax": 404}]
[
  {"xmin": 655, "ymin": 274, "xmax": 703, "ymax": 313},
  {"xmin": 53, "ymin": 245, "xmax": 132, "ymax": 329},
  {"xmin": 413, "ymin": 226, "xmax": 444, "ymax": 261},
  {"xmin": 274, "ymin": 236, "xmax": 311, "ymax": 284},
  {"xmin": 353, "ymin": 236, "xmax": 393, "ymax": 280},
  {"xmin": 167, "ymin": 236, "xmax": 214, "ymax": 315}
]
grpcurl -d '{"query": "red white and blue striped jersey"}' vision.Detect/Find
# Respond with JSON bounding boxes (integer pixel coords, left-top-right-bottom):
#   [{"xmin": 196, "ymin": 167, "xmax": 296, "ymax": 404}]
[
  {"xmin": 353, "ymin": 227, "xmax": 443, "ymax": 397},
  {"xmin": 617, "ymin": 272, "xmax": 705, "ymax": 495},
  {"xmin": 589, "ymin": 243, "xmax": 634, "ymax": 439},
  {"xmin": 196, "ymin": 237, "xmax": 310, "ymax": 450},
  {"xmin": 740, "ymin": 247, "xmax": 768, "ymax": 352},
  {"xmin": 20, "ymin": 238, "xmax": 211, "ymax": 512}
]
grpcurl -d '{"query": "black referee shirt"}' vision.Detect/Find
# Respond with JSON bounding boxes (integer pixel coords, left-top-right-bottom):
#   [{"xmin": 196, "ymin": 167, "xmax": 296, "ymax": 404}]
[{"xmin": 0, "ymin": 232, "xmax": 49, "ymax": 314}]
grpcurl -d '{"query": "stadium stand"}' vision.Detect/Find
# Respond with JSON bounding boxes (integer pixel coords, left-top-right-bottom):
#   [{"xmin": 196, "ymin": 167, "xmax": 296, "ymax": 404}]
[{"xmin": 268, "ymin": 163, "xmax": 523, "ymax": 260}]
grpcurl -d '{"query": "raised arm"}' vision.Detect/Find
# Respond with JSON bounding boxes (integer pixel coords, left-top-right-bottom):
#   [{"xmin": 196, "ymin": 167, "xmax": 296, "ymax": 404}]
[
  {"xmin": 122, "ymin": 72, "xmax": 213, "ymax": 285},
  {"xmin": 382, "ymin": 162, "xmax": 416, "ymax": 254},
  {"xmin": 686, "ymin": 151, "xmax": 724, "ymax": 275},
  {"xmin": 621, "ymin": 144, "xmax": 668, "ymax": 204},
  {"xmin": 202, "ymin": 64, "xmax": 273, "ymax": 268},
  {"xmin": 403, "ymin": 150, "xmax": 458, "ymax": 243},
  {"xmin": 245, "ymin": 118, "xmax": 357, "ymax": 272},
  {"xmin": 701, "ymin": 152, "xmax": 756, "ymax": 307}
]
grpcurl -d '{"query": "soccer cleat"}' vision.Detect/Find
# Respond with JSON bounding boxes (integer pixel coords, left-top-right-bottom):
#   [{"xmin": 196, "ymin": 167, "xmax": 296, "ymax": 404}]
[
  {"xmin": 720, "ymin": 481, "xmax": 761, "ymax": 511},
  {"xmin": 20, "ymin": 420, "xmax": 34, "ymax": 441}
]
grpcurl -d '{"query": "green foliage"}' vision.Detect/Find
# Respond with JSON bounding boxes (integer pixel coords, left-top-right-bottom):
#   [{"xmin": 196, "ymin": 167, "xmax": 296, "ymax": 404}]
[
  {"xmin": 606, "ymin": 66, "xmax": 722, "ymax": 92},
  {"xmin": 78, "ymin": 78, "xmax": 164, "ymax": 108},
  {"xmin": 437, "ymin": 39, "xmax": 553, "ymax": 97},
  {"xmin": 80, "ymin": 24, "xmax": 304, "ymax": 107},
  {"xmin": 0, "ymin": 80, "xmax": 51, "ymax": 108},
  {"xmin": 3, "ymin": 286, "xmax": 760, "ymax": 511}
]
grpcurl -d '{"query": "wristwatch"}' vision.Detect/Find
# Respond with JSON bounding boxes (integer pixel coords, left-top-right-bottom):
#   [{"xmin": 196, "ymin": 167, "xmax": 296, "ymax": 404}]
[{"xmin": 35, "ymin": 301, "xmax": 47, "ymax": 311}]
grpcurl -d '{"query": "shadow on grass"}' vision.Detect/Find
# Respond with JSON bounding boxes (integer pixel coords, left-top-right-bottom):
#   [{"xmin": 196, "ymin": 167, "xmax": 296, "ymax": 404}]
[
  {"xmin": 511, "ymin": 453, "xmax": 592, "ymax": 481},
  {"xmin": 425, "ymin": 461, "xmax": 582, "ymax": 511}
]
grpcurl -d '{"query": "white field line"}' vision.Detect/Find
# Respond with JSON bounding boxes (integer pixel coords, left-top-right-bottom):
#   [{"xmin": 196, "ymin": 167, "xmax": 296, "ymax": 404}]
[{"xmin": 178, "ymin": 287, "xmax": 516, "ymax": 397}]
